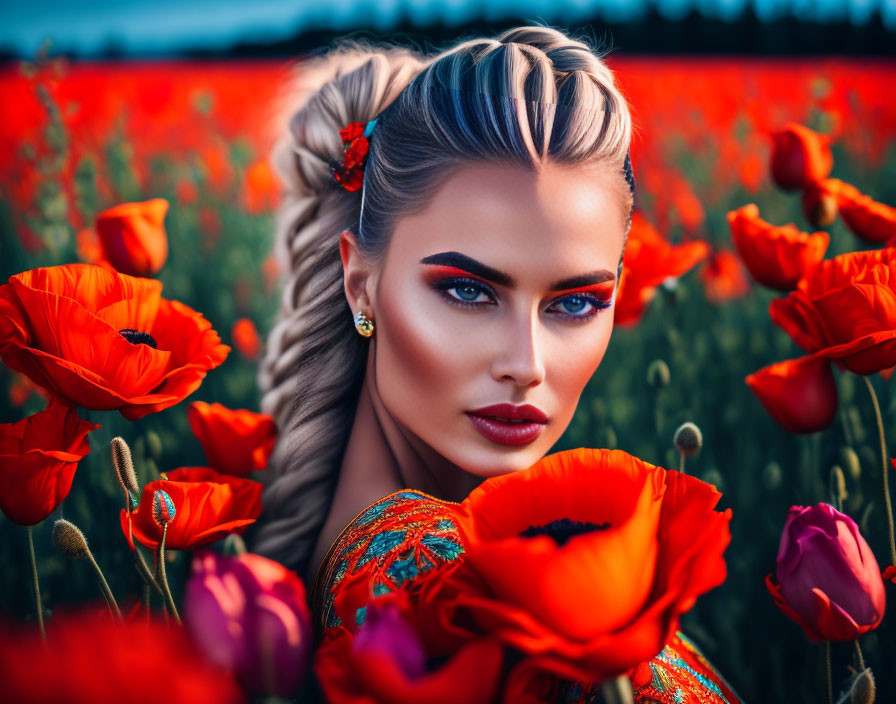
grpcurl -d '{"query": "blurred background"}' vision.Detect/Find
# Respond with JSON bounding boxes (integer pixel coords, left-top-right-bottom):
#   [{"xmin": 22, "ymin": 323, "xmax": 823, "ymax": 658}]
[{"xmin": 1, "ymin": 2, "xmax": 895, "ymax": 703}]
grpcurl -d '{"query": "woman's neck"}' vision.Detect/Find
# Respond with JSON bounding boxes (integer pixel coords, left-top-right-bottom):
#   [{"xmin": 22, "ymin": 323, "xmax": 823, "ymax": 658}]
[{"xmin": 307, "ymin": 340, "xmax": 481, "ymax": 584}]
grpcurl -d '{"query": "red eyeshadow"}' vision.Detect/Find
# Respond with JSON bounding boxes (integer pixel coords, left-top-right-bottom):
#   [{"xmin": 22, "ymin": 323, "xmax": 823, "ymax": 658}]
[
  {"xmin": 551, "ymin": 280, "xmax": 616, "ymax": 300},
  {"xmin": 422, "ymin": 265, "xmax": 488, "ymax": 283}
]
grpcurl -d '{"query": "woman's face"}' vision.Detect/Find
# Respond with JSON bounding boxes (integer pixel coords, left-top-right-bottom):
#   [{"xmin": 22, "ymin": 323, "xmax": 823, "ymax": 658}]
[{"xmin": 366, "ymin": 160, "xmax": 628, "ymax": 477}]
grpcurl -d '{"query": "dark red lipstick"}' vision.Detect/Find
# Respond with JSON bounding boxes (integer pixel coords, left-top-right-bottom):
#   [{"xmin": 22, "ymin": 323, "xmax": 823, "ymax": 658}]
[{"xmin": 466, "ymin": 403, "xmax": 548, "ymax": 446}]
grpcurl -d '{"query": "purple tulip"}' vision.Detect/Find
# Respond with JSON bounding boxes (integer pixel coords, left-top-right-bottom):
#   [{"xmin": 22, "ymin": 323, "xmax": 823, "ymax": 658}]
[
  {"xmin": 766, "ymin": 503, "xmax": 886, "ymax": 641},
  {"xmin": 184, "ymin": 550, "xmax": 313, "ymax": 697}
]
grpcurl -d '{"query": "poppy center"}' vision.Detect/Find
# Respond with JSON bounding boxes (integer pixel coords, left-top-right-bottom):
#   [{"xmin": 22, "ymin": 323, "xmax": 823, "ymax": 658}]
[
  {"xmin": 519, "ymin": 518, "xmax": 610, "ymax": 546},
  {"xmin": 119, "ymin": 328, "xmax": 158, "ymax": 348}
]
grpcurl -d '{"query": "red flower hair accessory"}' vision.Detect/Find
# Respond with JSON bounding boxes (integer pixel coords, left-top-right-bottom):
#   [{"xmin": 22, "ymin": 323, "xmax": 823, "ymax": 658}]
[{"xmin": 330, "ymin": 118, "xmax": 378, "ymax": 192}]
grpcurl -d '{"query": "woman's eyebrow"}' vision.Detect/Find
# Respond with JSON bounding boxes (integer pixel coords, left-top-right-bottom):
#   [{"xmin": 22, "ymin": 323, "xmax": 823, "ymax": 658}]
[{"xmin": 420, "ymin": 251, "xmax": 615, "ymax": 291}]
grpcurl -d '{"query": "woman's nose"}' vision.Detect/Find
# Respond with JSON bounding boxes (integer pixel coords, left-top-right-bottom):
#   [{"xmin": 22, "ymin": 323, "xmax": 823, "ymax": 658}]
[{"xmin": 490, "ymin": 311, "xmax": 546, "ymax": 388}]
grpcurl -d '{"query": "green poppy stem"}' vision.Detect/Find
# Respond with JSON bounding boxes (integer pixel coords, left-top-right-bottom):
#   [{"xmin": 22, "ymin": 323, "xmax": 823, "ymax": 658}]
[
  {"xmin": 157, "ymin": 525, "xmax": 181, "ymax": 624},
  {"xmin": 678, "ymin": 450, "xmax": 687, "ymax": 474},
  {"xmin": 825, "ymin": 641, "xmax": 833, "ymax": 704},
  {"xmin": 84, "ymin": 546, "xmax": 121, "ymax": 621},
  {"xmin": 27, "ymin": 526, "xmax": 46, "ymax": 641},
  {"xmin": 862, "ymin": 376, "xmax": 896, "ymax": 565},
  {"xmin": 854, "ymin": 638, "xmax": 866, "ymax": 671},
  {"xmin": 143, "ymin": 582, "xmax": 151, "ymax": 621}
]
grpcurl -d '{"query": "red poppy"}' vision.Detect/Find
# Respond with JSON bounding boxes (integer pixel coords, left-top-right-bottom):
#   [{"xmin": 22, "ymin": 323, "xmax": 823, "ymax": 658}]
[
  {"xmin": 0, "ymin": 263, "xmax": 230, "ymax": 420},
  {"xmin": 769, "ymin": 123, "xmax": 833, "ymax": 191},
  {"xmin": 231, "ymin": 318, "xmax": 261, "ymax": 360},
  {"xmin": 0, "ymin": 608, "xmax": 245, "ymax": 704},
  {"xmin": 315, "ymin": 589, "xmax": 504, "ymax": 704},
  {"xmin": 614, "ymin": 213, "xmax": 711, "ymax": 326},
  {"xmin": 423, "ymin": 448, "xmax": 732, "ymax": 684},
  {"xmin": 0, "ymin": 400, "xmax": 99, "ymax": 525},
  {"xmin": 727, "ymin": 204, "xmax": 829, "ymax": 291},
  {"xmin": 769, "ymin": 248, "xmax": 896, "ymax": 375},
  {"xmin": 121, "ymin": 467, "xmax": 262, "ymax": 551},
  {"xmin": 745, "ymin": 355, "xmax": 838, "ymax": 434},
  {"xmin": 187, "ymin": 401, "xmax": 276, "ymax": 477},
  {"xmin": 243, "ymin": 160, "xmax": 279, "ymax": 214},
  {"xmin": 699, "ymin": 250, "xmax": 751, "ymax": 303},
  {"xmin": 806, "ymin": 178, "xmax": 896, "ymax": 244},
  {"xmin": 95, "ymin": 199, "xmax": 169, "ymax": 277}
]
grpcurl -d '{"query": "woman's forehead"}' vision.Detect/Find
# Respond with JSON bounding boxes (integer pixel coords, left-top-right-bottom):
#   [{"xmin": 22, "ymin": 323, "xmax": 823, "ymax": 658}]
[{"xmin": 386, "ymin": 161, "xmax": 627, "ymax": 277}]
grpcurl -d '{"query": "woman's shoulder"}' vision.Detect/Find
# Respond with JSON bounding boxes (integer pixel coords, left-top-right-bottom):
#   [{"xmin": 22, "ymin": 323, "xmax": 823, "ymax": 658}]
[{"xmin": 311, "ymin": 488, "xmax": 466, "ymax": 632}]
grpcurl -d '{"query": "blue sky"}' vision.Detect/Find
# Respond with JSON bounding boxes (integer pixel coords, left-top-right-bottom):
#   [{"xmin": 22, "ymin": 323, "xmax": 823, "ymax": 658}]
[{"xmin": 2, "ymin": 0, "xmax": 892, "ymax": 56}]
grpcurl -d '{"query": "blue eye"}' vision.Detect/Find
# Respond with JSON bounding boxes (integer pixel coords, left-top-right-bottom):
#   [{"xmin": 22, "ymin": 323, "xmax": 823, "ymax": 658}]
[
  {"xmin": 548, "ymin": 294, "xmax": 611, "ymax": 322},
  {"xmin": 433, "ymin": 278, "xmax": 496, "ymax": 308}
]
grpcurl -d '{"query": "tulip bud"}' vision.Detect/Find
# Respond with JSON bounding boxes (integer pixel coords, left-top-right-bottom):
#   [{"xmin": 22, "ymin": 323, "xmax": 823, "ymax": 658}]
[
  {"xmin": 766, "ymin": 503, "xmax": 886, "ymax": 642},
  {"xmin": 674, "ymin": 422, "xmax": 702, "ymax": 457},
  {"xmin": 53, "ymin": 519, "xmax": 88, "ymax": 558},
  {"xmin": 185, "ymin": 551, "xmax": 313, "ymax": 697},
  {"xmin": 647, "ymin": 359, "xmax": 671, "ymax": 388},
  {"xmin": 353, "ymin": 598, "xmax": 426, "ymax": 680}
]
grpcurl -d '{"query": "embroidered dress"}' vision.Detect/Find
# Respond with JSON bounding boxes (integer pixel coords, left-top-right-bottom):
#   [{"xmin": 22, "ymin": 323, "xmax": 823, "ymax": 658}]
[{"xmin": 311, "ymin": 489, "xmax": 743, "ymax": 703}]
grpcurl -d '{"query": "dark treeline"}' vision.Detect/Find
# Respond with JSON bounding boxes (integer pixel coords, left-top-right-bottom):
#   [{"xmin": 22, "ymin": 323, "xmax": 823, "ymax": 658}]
[{"xmin": 0, "ymin": 6, "xmax": 893, "ymax": 62}]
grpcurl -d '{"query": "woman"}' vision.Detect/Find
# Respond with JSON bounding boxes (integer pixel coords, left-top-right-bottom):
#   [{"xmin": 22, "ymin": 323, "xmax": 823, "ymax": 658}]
[{"xmin": 253, "ymin": 25, "xmax": 742, "ymax": 702}]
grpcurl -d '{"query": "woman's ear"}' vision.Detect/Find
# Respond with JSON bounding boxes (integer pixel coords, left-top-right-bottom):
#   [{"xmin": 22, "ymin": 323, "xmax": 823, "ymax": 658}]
[{"xmin": 339, "ymin": 229, "xmax": 375, "ymax": 314}]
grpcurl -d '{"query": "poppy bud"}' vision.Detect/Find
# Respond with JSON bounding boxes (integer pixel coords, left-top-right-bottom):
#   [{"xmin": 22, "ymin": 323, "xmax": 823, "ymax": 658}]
[
  {"xmin": 830, "ymin": 465, "xmax": 847, "ymax": 504},
  {"xmin": 673, "ymin": 422, "xmax": 702, "ymax": 456},
  {"xmin": 840, "ymin": 447, "xmax": 861, "ymax": 480},
  {"xmin": 763, "ymin": 461, "xmax": 782, "ymax": 490},
  {"xmin": 802, "ymin": 181, "xmax": 839, "ymax": 228},
  {"xmin": 646, "ymin": 359, "xmax": 671, "ymax": 388},
  {"xmin": 53, "ymin": 518, "xmax": 88, "ymax": 558},
  {"xmin": 152, "ymin": 490, "xmax": 176, "ymax": 528},
  {"xmin": 769, "ymin": 123, "xmax": 833, "ymax": 191},
  {"xmin": 110, "ymin": 437, "xmax": 139, "ymax": 509},
  {"xmin": 145, "ymin": 430, "xmax": 163, "ymax": 460},
  {"xmin": 766, "ymin": 503, "xmax": 886, "ymax": 642},
  {"xmin": 848, "ymin": 668, "xmax": 875, "ymax": 704}
]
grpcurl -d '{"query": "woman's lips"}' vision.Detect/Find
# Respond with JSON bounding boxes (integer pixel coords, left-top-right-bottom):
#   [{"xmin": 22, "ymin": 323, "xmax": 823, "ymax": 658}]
[{"xmin": 466, "ymin": 413, "xmax": 546, "ymax": 446}]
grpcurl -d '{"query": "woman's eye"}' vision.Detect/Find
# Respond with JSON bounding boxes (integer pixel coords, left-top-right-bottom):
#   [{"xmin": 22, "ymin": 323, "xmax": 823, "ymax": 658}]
[
  {"xmin": 548, "ymin": 294, "xmax": 612, "ymax": 321},
  {"xmin": 433, "ymin": 278, "xmax": 495, "ymax": 307}
]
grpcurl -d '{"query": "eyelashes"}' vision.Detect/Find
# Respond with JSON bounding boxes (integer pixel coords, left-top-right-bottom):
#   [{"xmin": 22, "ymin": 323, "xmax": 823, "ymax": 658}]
[{"xmin": 430, "ymin": 277, "xmax": 613, "ymax": 322}]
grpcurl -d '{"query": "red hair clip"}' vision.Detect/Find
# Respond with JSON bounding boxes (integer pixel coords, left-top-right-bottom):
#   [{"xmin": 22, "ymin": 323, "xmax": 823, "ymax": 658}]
[{"xmin": 330, "ymin": 118, "xmax": 378, "ymax": 192}]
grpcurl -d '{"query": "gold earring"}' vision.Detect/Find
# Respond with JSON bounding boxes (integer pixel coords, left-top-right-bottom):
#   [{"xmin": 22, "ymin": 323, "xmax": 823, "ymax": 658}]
[{"xmin": 354, "ymin": 310, "xmax": 375, "ymax": 337}]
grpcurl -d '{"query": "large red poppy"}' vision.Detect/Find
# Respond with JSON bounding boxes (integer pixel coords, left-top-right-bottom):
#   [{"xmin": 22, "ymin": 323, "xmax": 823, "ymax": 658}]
[
  {"xmin": 421, "ymin": 448, "xmax": 732, "ymax": 684},
  {"xmin": 745, "ymin": 354, "xmax": 838, "ymax": 434},
  {"xmin": 769, "ymin": 248, "xmax": 896, "ymax": 375},
  {"xmin": 614, "ymin": 213, "xmax": 711, "ymax": 326},
  {"xmin": 727, "ymin": 204, "xmax": 829, "ymax": 291},
  {"xmin": 803, "ymin": 178, "xmax": 896, "ymax": 244},
  {"xmin": 0, "ymin": 399, "xmax": 99, "ymax": 525},
  {"xmin": 121, "ymin": 467, "xmax": 262, "ymax": 550},
  {"xmin": 0, "ymin": 263, "xmax": 230, "ymax": 420},
  {"xmin": 95, "ymin": 199, "xmax": 169, "ymax": 277},
  {"xmin": 0, "ymin": 608, "xmax": 245, "ymax": 704},
  {"xmin": 187, "ymin": 401, "xmax": 276, "ymax": 477}
]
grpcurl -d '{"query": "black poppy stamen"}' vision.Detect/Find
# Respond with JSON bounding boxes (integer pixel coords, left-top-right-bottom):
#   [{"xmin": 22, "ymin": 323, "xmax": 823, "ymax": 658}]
[
  {"xmin": 519, "ymin": 518, "xmax": 611, "ymax": 547},
  {"xmin": 119, "ymin": 329, "xmax": 158, "ymax": 349}
]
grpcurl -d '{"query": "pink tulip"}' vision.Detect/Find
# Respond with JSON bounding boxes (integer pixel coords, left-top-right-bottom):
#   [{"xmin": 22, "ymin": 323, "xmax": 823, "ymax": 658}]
[
  {"xmin": 352, "ymin": 597, "xmax": 427, "ymax": 680},
  {"xmin": 184, "ymin": 551, "xmax": 313, "ymax": 697},
  {"xmin": 765, "ymin": 503, "xmax": 886, "ymax": 641}
]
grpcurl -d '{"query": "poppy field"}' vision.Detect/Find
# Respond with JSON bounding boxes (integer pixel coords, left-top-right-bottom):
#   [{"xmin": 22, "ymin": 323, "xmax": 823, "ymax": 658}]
[{"xmin": 1, "ymin": 53, "xmax": 896, "ymax": 703}]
